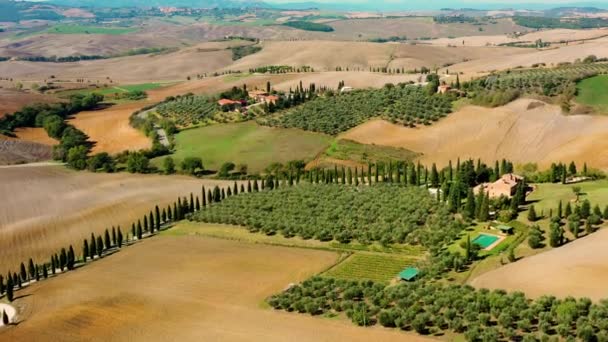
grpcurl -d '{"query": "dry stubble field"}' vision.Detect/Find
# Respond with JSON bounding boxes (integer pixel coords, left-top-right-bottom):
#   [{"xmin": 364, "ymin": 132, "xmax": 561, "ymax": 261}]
[
  {"xmin": 470, "ymin": 229, "xmax": 608, "ymax": 301},
  {"xmin": 342, "ymin": 99, "xmax": 608, "ymax": 171},
  {"xmin": 0, "ymin": 164, "xmax": 238, "ymax": 275},
  {"xmin": 0, "ymin": 235, "xmax": 433, "ymax": 342}
]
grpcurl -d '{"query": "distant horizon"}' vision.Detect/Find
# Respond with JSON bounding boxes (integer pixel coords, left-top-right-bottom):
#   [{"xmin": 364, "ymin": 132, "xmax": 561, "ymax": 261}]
[{"xmin": 40, "ymin": 0, "xmax": 608, "ymax": 11}]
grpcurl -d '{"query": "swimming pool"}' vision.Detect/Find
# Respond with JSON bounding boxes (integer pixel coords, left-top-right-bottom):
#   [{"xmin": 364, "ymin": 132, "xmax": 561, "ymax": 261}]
[{"xmin": 472, "ymin": 234, "xmax": 500, "ymax": 249}]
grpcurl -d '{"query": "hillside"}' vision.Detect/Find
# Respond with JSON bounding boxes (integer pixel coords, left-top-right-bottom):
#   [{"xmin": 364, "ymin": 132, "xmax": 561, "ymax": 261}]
[{"xmin": 342, "ymin": 99, "xmax": 608, "ymax": 170}]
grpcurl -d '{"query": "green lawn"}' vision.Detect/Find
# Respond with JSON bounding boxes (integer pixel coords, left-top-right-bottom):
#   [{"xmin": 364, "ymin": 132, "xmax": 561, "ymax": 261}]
[
  {"xmin": 46, "ymin": 24, "xmax": 137, "ymax": 35},
  {"xmin": 576, "ymin": 75, "xmax": 608, "ymax": 113},
  {"xmin": 157, "ymin": 121, "xmax": 332, "ymax": 173},
  {"xmin": 323, "ymin": 253, "xmax": 419, "ymax": 283},
  {"xmin": 526, "ymin": 180, "xmax": 608, "ymax": 214}
]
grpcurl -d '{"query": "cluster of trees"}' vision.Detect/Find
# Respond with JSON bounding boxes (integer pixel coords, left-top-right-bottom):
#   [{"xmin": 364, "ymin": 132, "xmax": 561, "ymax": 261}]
[
  {"xmin": 464, "ymin": 62, "xmax": 608, "ymax": 108},
  {"xmin": 248, "ymin": 65, "xmax": 314, "ymax": 74},
  {"xmin": 192, "ymin": 183, "xmax": 464, "ymax": 251},
  {"xmin": 547, "ymin": 196, "xmax": 608, "ymax": 248},
  {"xmin": 230, "ymin": 45, "xmax": 262, "ymax": 61},
  {"xmin": 262, "ymin": 83, "xmax": 453, "ymax": 135},
  {"xmin": 283, "ymin": 21, "xmax": 334, "ymax": 32},
  {"xmin": 0, "ymin": 94, "xmax": 106, "ymax": 170},
  {"xmin": 269, "ymin": 276, "xmax": 608, "ymax": 341},
  {"xmin": 514, "ymin": 16, "xmax": 608, "ymax": 29}
]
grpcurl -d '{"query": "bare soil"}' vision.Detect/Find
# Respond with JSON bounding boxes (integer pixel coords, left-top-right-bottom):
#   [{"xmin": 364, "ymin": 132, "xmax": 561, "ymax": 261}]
[{"xmin": 0, "ymin": 236, "xmax": 433, "ymax": 342}]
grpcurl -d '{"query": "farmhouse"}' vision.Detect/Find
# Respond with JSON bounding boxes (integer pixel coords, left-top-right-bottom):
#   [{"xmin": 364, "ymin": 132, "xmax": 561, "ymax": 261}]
[
  {"xmin": 218, "ymin": 99, "xmax": 241, "ymax": 111},
  {"xmin": 248, "ymin": 90, "xmax": 269, "ymax": 102},
  {"xmin": 474, "ymin": 173, "xmax": 523, "ymax": 199},
  {"xmin": 262, "ymin": 95, "xmax": 279, "ymax": 105}
]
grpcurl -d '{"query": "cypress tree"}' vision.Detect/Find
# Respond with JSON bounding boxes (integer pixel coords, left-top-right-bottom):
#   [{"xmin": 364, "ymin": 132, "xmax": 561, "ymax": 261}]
[
  {"xmin": 131, "ymin": 223, "xmax": 136, "ymax": 237},
  {"xmin": 565, "ymin": 202, "xmax": 572, "ymax": 218},
  {"xmin": 35, "ymin": 264, "xmax": 39, "ymax": 281},
  {"xmin": 117, "ymin": 227, "xmax": 123, "ymax": 247},
  {"xmin": 137, "ymin": 223, "xmax": 143, "ymax": 240},
  {"xmin": 527, "ymin": 205, "xmax": 537, "ymax": 222},
  {"xmin": 195, "ymin": 197, "xmax": 200, "ymax": 211},
  {"xmin": 253, "ymin": 180, "xmax": 259, "ymax": 192},
  {"xmin": 143, "ymin": 215, "xmax": 149, "ymax": 232},
  {"xmin": 207, "ymin": 189, "xmax": 213, "ymax": 203},
  {"xmin": 424, "ymin": 166, "xmax": 428, "ymax": 187},
  {"xmin": 479, "ymin": 192, "xmax": 490, "ymax": 222},
  {"xmin": 173, "ymin": 202, "xmax": 178, "ymax": 220},
  {"xmin": 28, "ymin": 258, "xmax": 35, "ymax": 280},
  {"xmin": 464, "ymin": 187, "xmax": 476, "ymax": 219},
  {"xmin": 347, "ymin": 168, "xmax": 353, "ymax": 185},
  {"xmin": 67, "ymin": 245, "xmax": 75, "ymax": 270},
  {"xmin": 19, "ymin": 262, "xmax": 26, "ymax": 282},
  {"xmin": 247, "ymin": 181, "xmax": 252, "ymax": 193},
  {"xmin": 213, "ymin": 186, "xmax": 221, "ymax": 202},
  {"xmin": 162, "ymin": 208, "xmax": 167, "ymax": 222},
  {"xmin": 112, "ymin": 226, "xmax": 117, "ymax": 246},
  {"xmin": 149, "ymin": 211, "xmax": 155, "ymax": 232},
  {"xmin": 51, "ymin": 256, "xmax": 57, "ymax": 274},
  {"xmin": 430, "ymin": 163, "xmax": 439, "ymax": 188},
  {"xmin": 233, "ymin": 182, "xmax": 239, "ymax": 195},
  {"xmin": 2, "ymin": 309, "xmax": 8, "ymax": 325},
  {"xmin": 448, "ymin": 181, "xmax": 461, "ymax": 213},
  {"xmin": 42, "ymin": 264, "xmax": 48, "ymax": 279},
  {"xmin": 155, "ymin": 205, "xmax": 161, "ymax": 226},
  {"xmin": 6, "ymin": 277, "xmax": 13, "ymax": 302},
  {"xmin": 448, "ymin": 160, "xmax": 453, "ymax": 181},
  {"xmin": 374, "ymin": 164, "xmax": 379, "ymax": 183},
  {"xmin": 104, "ymin": 229, "xmax": 111, "ymax": 250},
  {"xmin": 240, "ymin": 184, "xmax": 245, "ymax": 193},
  {"xmin": 367, "ymin": 164, "xmax": 372, "ymax": 184},
  {"xmin": 90, "ymin": 234, "xmax": 96, "ymax": 260},
  {"xmin": 409, "ymin": 165, "xmax": 417, "ymax": 186},
  {"xmin": 557, "ymin": 200, "xmax": 563, "ymax": 219},
  {"xmin": 96, "ymin": 236, "xmax": 103, "ymax": 257},
  {"xmin": 202, "ymin": 185, "xmax": 207, "ymax": 206},
  {"xmin": 59, "ymin": 249, "xmax": 66, "ymax": 271},
  {"xmin": 0, "ymin": 275, "xmax": 3, "ymax": 295},
  {"xmin": 83, "ymin": 239, "xmax": 89, "ymax": 262},
  {"xmin": 167, "ymin": 205, "xmax": 173, "ymax": 221},
  {"xmin": 227, "ymin": 187, "xmax": 232, "ymax": 197},
  {"xmin": 190, "ymin": 193, "xmax": 195, "ymax": 212},
  {"xmin": 355, "ymin": 168, "xmax": 359, "ymax": 186}
]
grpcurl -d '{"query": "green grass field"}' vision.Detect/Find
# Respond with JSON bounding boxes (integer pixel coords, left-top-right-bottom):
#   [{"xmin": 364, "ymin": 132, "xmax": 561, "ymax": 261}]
[
  {"xmin": 158, "ymin": 121, "xmax": 332, "ymax": 173},
  {"xmin": 323, "ymin": 253, "xmax": 418, "ymax": 283},
  {"xmin": 46, "ymin": 24, "xmax": 137, "ymax": 35},
  {"xmin": 577, "ymin": 75, "xmax": 608, "ymax": 113},
  {"xmin": 326, "ymin": 139, "xmax": 420, "ymax": 164},
  {"xmin": 58, "ymin": 83, "xmax": 166, "ymax": 98},
  {"xmin": 526, "ymin": 180, "xmax": 608, "ymax": 214}
]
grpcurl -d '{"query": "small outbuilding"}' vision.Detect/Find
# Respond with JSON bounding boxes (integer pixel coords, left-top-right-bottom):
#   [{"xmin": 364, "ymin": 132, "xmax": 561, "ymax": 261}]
[
  {"xmin": 398, "ymin": 267, "xmax": 419, "ymax": 282},
  {"xmin": 496, "ymin": 224, "xmax": 514, "ymax": 235}
]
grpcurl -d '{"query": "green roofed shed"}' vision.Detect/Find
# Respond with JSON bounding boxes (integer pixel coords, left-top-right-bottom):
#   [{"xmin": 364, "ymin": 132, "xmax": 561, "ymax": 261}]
[
  {"xmin": 399, "ymin": 267, "xmax": 419, "ymax": 281},
  {"xmin": 496, "ymin": 225, "xmax": 514, "ymax": 235}
]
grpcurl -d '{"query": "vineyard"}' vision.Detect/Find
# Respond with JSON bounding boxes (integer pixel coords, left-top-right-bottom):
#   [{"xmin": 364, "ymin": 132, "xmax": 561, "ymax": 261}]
[
  {"xmin": 191, "ymin": 183, "xmax": 462, "ymax": 250},
  {"xmin": 324, "ymin": 253, "xmax": 419, "ymax": 283},
  {"xmin": 465, "ymin": 62, "xmax": 608, "ymax": 106},
  {"xmin": 155, "ymin": 95, "xmax": 219, "ymax": 127},
  {"xmin": 260, "ymin": 85, "xmax": 453, "ymax": 135}
]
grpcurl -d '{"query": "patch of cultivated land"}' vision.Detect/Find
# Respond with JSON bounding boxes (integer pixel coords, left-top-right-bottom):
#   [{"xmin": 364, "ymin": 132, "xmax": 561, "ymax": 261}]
[
  {"xmin": 160, "ymin": 121, "xmax": 331, "ymax": 173},
  {"xmin": 576, "ymin": 74, "xmax": 608, "ymax": 113},
  {"xmin": 428, "ymin": 28, "xmax": 608, "ymax": 46},
  {"xmin": 470, "ymin": 228, "xmax": 608, "ymax": 301},
  {"xmin": 0, "ymin": 138, "xmax": 52, "ymax": 165},
  {"xmin": 13, "ymin": 127, "xmax": 57, "ymax": 145},
  {"xmin": 326, "ymin": 17, "xmax": 526, "ymax": 40},
  {"xmin": 69, "ymin": 102, "xmax": 152, "ymax": 154},
  {"xmin": 342, "ymin": 99, "xmax": 608, "ymax": 170},
  {"xmin": 0, "ymin": 235, "xmax": 432, "ymax": 342},
  {"xmin": 0, "ymin": 88, "xmax": 57, "ymax": 117},
  {"xmin": 69, "ymin": 74, "xmax": 300, "ymax": 154},
  {"xmin": 0, "ymin": 164, "xmax": 238, "ymax": 275}
]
